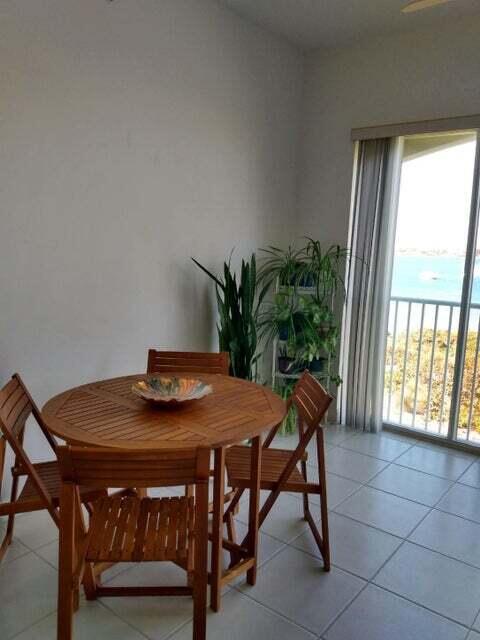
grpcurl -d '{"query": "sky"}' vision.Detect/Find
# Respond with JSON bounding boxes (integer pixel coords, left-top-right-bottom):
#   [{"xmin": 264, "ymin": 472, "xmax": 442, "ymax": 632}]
[{"xmin": 395, "ymin": 135, "xmax": 477, "ymax": 255}]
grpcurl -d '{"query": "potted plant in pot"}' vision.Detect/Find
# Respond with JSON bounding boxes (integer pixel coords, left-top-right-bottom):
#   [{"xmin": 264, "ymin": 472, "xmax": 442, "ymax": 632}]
[
  {"xmin": 258, "ymin": 292, "xmax": 305, "ymax": 343},
  {"xmin": 257, "ymin": 245, "xmax": 308, "ymax": 291},
  {"xmin": 293, "ymin": 314, "xmax": 326, "ymax": 374},
  {"xmin": 302, "ymin": 239, "xmax": 349, "ymax": 305},
  {"xmin": 258, "ymin": 293, "xmax": 309, "ymax": 375},
  {"xmin": 277, "ymin": 340, "xmax": 297, "ymax": 374},
  {"xmin": 191, "ymin": 253, "xmax": 267, "ymax": 381}
]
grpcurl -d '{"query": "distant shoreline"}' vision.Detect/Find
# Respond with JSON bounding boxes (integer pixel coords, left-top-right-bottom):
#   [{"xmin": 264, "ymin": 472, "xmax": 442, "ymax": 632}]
[{"xmin": 397, "ymin": 249, "xmax": 480, "ymax": 257}]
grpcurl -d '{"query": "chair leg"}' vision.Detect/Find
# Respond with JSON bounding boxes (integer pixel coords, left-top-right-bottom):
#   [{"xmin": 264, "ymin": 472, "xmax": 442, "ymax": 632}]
[
  {"xmin": 185, "ymin": 482, "xmax": 195, "ymax": 581},
  {"xmin": 210, "ymin": 448, "xmax": 225, "ymax": 611},
  {"xmin": 225, "ymin": 510, "xmax": 236, "ymax": 543},
  {"xmin": 58, "ymin": 571, "xmax": 75, "ymax": 638},
  {"xmin": 223, "ymin": 488, "xmax": 243, "ymax": 567},
  {"xmin": 300, "ymin": 459, "xmax": 310, "ymax": 521},
  {"xmin": 5, "ymin": 511, "xmax": 15, "ymax": 544},
  {"xmin": 186, "ymin": 539, "xmax": 194, "ymax": 590},
  {"xmin": 4, "ymin": 473, "xmax": 20, "ymax": 550},
  {"xmin": 302, "ymin": 493, "xmax": 310, "ymax": 521},
  {"xmin": 0, "ymin": 522, "xmax": 14, "ymax": 562},
  {"xmin": 223, "ymin": 488, "xmax": 244, "ymax": 522},
  {"xmin": 58, "ymin": 485, "xmax": 76, "ymax": 640},
  {"xmin": 1, "ymin": 459, "xmax": 21, "ymax": 562},
  {"xmin": 73, "ymin": 588, "xmax": 80, "ymax": 613},
  {"xmin": 78, "ymin": 498, "xmax": 98, "ymax": 600},
  {"xmin": 193, "ymin": 577, "xmax": 207, "ymax": 640},
  {"xmin": 297, "ymin": 415, "xmax": 309, "ymax": 521},
  {"xmin": 318, "ymin": 488, "xmax": 330, "ymax": 570},
  {"xmin": 225, "ymin": 510, "xmax": 240, "ymax": 569},
  {"xmin": 316, "ymin": 428, "xmax": 330, "ymax": 571},
  {"xmin": 82, "ymin": 562, "xmax": 98, "ymax": 601},
  {"xmin": 193, "ymin": 480, "xmax": 209, "ymax": 640},
  {"xmin": 0, "ymin": 436, "xmax": 6, "ymax": 498},
  {"xmin": 246, "ymin": 437, "xmax": 262, "ymax": 586},
  {"xmin": 193, "ymin": 562, "xmax": 208, "ymax": 639}
]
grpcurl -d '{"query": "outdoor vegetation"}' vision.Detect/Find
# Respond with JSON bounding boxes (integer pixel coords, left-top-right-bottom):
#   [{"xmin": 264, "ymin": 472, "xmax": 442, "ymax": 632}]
[{"xmin": 385, "ymin": 327, "xmax": 480, "ymax": 434}]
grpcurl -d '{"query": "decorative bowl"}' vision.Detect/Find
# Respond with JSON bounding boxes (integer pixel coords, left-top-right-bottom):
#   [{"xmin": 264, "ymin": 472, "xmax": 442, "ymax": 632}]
[{"xmin": 132, "ymin": 376, "xmax": 212, "ymax": 405}]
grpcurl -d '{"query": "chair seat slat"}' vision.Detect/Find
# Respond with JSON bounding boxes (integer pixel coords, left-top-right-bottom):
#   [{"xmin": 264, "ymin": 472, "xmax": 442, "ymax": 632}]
[{"xmin": 84, "ymin": 496, "xmax": 195, "ymax": 564}]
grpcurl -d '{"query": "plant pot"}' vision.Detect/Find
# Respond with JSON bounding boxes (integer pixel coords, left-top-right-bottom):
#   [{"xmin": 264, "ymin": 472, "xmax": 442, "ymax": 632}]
[
  {"xmin": 299, "ymin": 273, "xmax": 315, "ymax": 288},
  {"xmin": 279, "ymin": 274, "xmax": 298, "ymax": 287},
  {"xmin": 308, "ymin": 357, "xmax": 327, "ymax": 374},
  {"xmin": 278, "ymin": 356, "xmax": 295, "ymax": 374},
  {"xmin": 318, "ymin": 325, "xmax": 336, "ymax": 339},
  {"xmin": 279, "ymin": 261, "xmax": 305, "ymax": 287}
]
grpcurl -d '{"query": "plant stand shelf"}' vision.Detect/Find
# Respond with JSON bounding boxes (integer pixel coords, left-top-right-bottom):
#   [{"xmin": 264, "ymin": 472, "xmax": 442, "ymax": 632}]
[
  {"xmin": 270, "ymin": 282, "xmax": 334, "ymax": 433},
  {"xmin": 274, "ymin": 371, "xmax": 328, "ymax": 381}
]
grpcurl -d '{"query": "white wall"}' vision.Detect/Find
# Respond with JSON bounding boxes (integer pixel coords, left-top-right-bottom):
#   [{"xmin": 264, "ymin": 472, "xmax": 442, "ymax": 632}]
[
  {"xmin": 298, "ymin": 15, "xmax": 480, "ymax": 246},
  {"xmin": 0, "ymin": 0, "xmax": 302, "ymax": 399},
  {"xmin": 0, "ymin": 0, "xmax": 302, "ymax": 489}
]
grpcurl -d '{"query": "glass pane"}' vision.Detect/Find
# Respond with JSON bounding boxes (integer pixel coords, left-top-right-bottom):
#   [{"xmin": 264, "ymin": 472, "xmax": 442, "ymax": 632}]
[{"xmin": 384, "ymin": 131, "xmax": 477, "ymax": 436}]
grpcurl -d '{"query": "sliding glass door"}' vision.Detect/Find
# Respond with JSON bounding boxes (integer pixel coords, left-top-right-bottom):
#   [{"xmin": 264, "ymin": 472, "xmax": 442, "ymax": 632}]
[{"xmin": 383, "ymin": 130, "xmax": 480, "ymax": 445}]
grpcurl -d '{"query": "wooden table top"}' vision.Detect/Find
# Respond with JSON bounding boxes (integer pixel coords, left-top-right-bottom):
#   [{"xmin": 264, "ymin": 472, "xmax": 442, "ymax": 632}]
[{"xmin": 42, "ymin": 374, "xmax": 286, "ymax": 450}]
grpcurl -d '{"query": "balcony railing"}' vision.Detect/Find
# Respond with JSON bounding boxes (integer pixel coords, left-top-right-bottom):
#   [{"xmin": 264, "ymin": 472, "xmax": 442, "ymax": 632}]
[{"xmin": 384, "ymin": 296, "xmax": 480, "ymax": 444}]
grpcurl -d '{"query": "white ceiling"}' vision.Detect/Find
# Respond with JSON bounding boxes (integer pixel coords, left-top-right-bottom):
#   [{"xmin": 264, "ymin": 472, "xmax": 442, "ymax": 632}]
[{"xmin": 220, "ymin": 0, "xmax": 480, "ymax": 50}]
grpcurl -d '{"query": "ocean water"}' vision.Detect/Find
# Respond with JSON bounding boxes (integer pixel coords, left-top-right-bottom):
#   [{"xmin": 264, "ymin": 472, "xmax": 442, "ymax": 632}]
[{"xmin": 391, "ymin": 255, "xmax": 480, "ymax": 304}]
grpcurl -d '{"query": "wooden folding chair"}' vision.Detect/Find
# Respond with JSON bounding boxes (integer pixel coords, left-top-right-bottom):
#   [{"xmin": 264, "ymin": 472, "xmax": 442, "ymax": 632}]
[
  {"xmin": 147, "ymin": 349, "xmax": 230, "ymax": 376},
  {"xmin": 224, "ymin": 371, "xmax": 333, "ymax": 569},
  {"xmin": 0, "ymin": 374, "xmax": 104, "ymax": 563},
  {"xmin": 146, "ymin": 349, "xmax": 237, "ymax": 523},
  {"xmin": 56, "ymin": 446, "xmax": 210, "ymax": 640}
]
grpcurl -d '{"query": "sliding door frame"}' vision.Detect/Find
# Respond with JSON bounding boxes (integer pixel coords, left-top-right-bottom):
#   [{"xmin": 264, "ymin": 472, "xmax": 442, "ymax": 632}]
[
  {"xmin": 448, "ymin": 131, "xmax": 480, "ymax": 442},
  {"xmin": 380, "ymin": 128, "xmax": 480, "ymax": 450},
  {"xmin": 352, "ymin": 113, "xmax": 480, "ymax": 142}
]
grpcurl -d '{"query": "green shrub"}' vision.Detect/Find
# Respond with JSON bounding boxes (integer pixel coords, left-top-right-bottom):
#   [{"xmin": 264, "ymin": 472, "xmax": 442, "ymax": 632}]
[{"xmin": 385, "ymin": 328, "xmax": 480, "ymax": 432}]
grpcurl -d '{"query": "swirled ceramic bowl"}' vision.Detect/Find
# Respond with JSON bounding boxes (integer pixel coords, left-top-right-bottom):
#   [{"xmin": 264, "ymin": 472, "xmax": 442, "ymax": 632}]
[{"xmin": 132, "ymin": 376, "xmax": 212, "ymax": 406}]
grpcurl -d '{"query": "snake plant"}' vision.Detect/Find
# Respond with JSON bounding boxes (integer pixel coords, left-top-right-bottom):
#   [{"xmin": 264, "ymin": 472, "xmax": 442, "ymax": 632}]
[{"xmin": 192, "ymin": 254, "xmax": 267, "ymax": 381}]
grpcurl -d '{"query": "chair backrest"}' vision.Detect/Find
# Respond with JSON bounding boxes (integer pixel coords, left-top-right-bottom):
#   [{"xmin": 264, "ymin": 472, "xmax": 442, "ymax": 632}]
[
  {"xmin": 0, "ymin": 374, "xmax": 57, "ymax": 453},
  {"xmin": 57, "ymin": 446, "xmax": 211, "ymax": 490},
  {"xmin": 291, "ymin": 371, "xmax": 333, "ymax": 428},
  {"xmin": 0, "ymin": 374, "xmax": 58, "ymax": 519},
  {"xmin": 147, "ymin": 350, "xmax": 230, "ymax": 376},
  {"xmin": 264, "ymin": 371, "xmax": 333, "ymax": 448}
]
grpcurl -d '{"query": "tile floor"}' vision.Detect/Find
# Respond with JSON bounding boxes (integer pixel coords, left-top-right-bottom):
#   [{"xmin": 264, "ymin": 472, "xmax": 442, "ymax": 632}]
[{"xmin": 2, "ymin": 426, "xmax": 480, "ymax": 639}]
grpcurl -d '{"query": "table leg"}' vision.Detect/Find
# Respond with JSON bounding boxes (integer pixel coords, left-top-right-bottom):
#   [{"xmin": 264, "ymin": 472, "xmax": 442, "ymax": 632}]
[
  {"xmin": 246, "ymin": 436, "xmax": 262, "ymax": 586},
  {"xmin": 210, "ymin": 447, "xmax": 225, "ymax": 612}
]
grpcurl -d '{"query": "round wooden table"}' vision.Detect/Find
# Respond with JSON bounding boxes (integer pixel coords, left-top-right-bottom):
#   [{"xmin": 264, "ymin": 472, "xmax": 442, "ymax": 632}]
[
  {"xmin": 42, "ymin": 373, "xmax": 286, "ymax": 611},
  {"xmin": 42, "ymin": 373, "xmax": 284, "ymax": 449}
]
